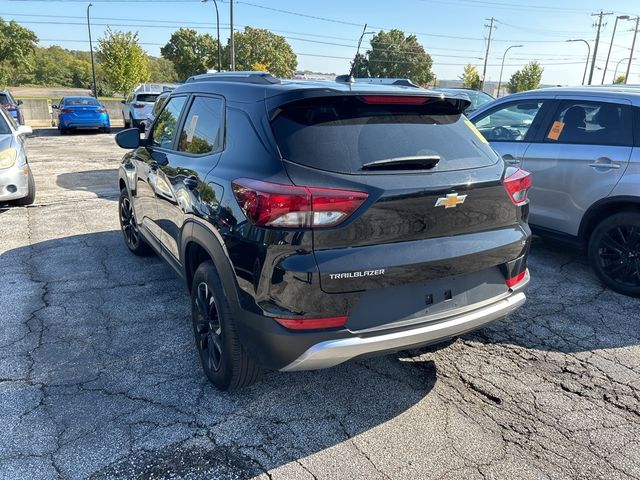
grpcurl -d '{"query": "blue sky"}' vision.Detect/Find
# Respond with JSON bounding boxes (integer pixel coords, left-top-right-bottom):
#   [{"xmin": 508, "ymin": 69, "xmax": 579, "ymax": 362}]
[{"xmin": 3, "ymin": 0, "xmax": 640, "ymax": 85}]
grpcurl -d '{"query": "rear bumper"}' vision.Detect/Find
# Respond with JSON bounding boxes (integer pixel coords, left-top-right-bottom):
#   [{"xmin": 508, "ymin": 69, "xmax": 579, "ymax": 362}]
[
  {"xmin": 281, "ymin": 286, "xmax": 527, "ymax": 372},
  {"xmin": 60, "ymin": 115, "xmax": 110, "ymax": 129}
]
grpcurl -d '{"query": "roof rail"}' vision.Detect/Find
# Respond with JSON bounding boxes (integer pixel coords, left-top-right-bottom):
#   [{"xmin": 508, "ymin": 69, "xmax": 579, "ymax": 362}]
[
  {"xmin": 185, "ymin": 71, "xmax": 281, "ymax": 85},
  {"xmin": 334, "ymin": 76, "xmax": 420, "ymax": 88}
]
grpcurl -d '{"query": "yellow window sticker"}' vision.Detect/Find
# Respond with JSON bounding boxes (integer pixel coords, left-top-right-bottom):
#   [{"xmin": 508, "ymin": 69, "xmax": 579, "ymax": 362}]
[
  {"xmin": 547, "ymin": 121, "xmax": 564, "ymax": 141},
  {"xmin": 464, "ymin": 118, "xmax": 488, "ymax": 144}
]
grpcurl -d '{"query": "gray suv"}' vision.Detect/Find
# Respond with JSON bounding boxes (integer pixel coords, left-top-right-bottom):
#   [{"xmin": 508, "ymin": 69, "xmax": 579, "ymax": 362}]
[{"xmin": 469, "ymin": 86, "xmax": 640, "ymax": 296}]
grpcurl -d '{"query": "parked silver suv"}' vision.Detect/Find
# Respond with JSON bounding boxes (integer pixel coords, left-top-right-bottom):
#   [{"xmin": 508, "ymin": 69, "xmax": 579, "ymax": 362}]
[{"xmin": 469, "ymin": 86, "xmax": 640, "ymax": 296}]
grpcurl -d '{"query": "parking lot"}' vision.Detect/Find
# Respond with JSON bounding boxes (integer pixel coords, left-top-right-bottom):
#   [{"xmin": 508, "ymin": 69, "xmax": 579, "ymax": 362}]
[{"xmin": 0, "ymin": 129, "xmax": 638, "ymax": 479}]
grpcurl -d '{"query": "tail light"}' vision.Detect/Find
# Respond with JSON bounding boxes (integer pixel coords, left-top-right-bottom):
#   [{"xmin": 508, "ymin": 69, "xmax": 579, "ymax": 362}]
[
  {"xmin": 96, "ymin": 109, "xmax": 108, "ymax": 113},
  {"xmin": 503, "ymin": 168, "xmax": 531, "ymax": 206},
  {"xmin": 506, "ymin": 270, "xmax": 527, "ymax": 288},
  {"xmin": 232, "ymin": 178, "xmax": 368, "ymax": 228},
  {"xmin": 60, "ymin": 109, "xmax": 73, "ymax": 114},
  {"xmin": 133, "ymin": 103, "xmax": 145, "ymax": 108},
  {"xmin": 275, "ymin": 315, "xmax": 347, "ymax": 331}
]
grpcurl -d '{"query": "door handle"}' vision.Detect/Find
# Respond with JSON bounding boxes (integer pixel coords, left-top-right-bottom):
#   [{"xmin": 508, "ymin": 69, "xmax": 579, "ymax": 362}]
[
  {"xmin": 502, "ymin": 154, "xmax": 520, "ymax": 165},
  {"xmin": 589, "ymin": 158, "xmax": 620, "ymax": 170}
]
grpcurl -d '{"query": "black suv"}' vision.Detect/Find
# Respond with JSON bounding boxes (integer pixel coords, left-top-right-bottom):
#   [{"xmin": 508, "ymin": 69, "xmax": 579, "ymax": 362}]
[{"xmin": 116, "ymin": 72, "xmax": 532, "ymax": 391}]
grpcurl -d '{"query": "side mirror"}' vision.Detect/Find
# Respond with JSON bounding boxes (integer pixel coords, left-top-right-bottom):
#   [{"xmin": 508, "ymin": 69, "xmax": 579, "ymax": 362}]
[
  {"xmin": 17, "ymin": 125, "xmax": 32, "ymax": 136},
  {"xmin": 121, "ymin": 100, "xmax": 126, "ymax": 104},
  {"xmin": 16, "ymin": 100, "xmax": 23, "ymax": 106},
  {"xmin": 52, "ymin": 105, "xmax": 58, "ymax": 110},
  {"xmin": 115, "ymin": 128, "xmax": 144, "ymax": 149}
]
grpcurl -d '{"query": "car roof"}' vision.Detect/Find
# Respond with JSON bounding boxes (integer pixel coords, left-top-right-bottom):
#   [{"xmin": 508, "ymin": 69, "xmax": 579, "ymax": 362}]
[
  {"xmin": 175, "ymin": 72, "xmax": 470, "ymax": 107},
  {"xmin": 496, "ymin": 85, "xmax": 640, "ymax": 103}
]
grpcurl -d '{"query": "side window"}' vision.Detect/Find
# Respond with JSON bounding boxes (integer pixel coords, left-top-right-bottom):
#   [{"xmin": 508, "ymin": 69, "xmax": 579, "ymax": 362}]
[
  {"xmin": 177, "ymin": 96, "xmax": 224, "ymax": 155},
  {"xmin": 474, "ymin": 101, "xmax": 544, "ymax": 142},
  {"xmin": 150, "ymin": 96, "xmax": 188, "ymax": 150},
  {"xmin": 544, "ymin": 101, "xmax": 633, "ymax": 147}
]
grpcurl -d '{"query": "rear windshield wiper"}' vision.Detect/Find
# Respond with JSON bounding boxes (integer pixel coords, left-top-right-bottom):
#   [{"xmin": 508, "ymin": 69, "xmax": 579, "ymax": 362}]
[{"xmin": 361, "ymin": 155, "xmax": 440, "ymax": 171}]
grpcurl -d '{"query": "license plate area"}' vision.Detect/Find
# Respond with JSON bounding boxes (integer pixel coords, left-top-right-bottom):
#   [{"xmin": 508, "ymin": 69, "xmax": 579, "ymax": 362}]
[{"xmin": 346, "ymin": 267, "xmax": 508, "ymax": 332}]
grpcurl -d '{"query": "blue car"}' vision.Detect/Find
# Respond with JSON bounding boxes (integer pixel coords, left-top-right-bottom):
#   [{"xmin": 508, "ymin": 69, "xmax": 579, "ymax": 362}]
[
  {"xmin": 0, "ymin": 90, "xmax": 24, "ymax": 125},
  {"xmin": 55, "ymin": 96, "xmax": 111, "ymax": 134}
]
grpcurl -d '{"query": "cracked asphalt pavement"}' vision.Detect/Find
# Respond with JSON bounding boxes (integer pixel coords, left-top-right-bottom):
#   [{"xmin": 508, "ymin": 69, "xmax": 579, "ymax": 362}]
[{"xmin": 1, "ymin": 128, "xmax": 639, "ymax": 479}]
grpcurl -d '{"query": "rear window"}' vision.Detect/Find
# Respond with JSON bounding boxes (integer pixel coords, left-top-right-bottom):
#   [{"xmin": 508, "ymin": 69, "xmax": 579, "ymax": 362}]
[
  {"xmin": 271, "ymin": 96, "xmax": 498, "ymax": 174},
  {"xmin": 0, "ymin": 94, "xmax": 11, "ymax": 105},
  {"xmin": 136, "ymin": 94, "xmax": 160, "ymax": 103},
  {"xmin": 65, "ymin": 97, "xmax": 100, "ymax": 106}
]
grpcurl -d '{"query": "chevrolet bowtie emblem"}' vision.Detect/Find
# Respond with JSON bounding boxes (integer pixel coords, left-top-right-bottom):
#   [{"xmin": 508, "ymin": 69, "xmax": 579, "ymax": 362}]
[{"xmin": 435, "ymin": 193, "xmax": 467, "ymax": 208}]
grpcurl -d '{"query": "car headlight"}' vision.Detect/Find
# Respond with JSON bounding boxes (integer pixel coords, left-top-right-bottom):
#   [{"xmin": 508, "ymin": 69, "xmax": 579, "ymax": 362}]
[{"xmin": 0, "ymin": 148, "xmax": 17, "ymax": 169}]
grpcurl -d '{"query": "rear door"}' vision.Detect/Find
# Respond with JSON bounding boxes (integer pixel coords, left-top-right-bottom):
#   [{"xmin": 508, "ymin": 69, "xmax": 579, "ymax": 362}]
[
  {"xmin": 155, "ymin": 94, "xmax": 225, "ymax": 263},
  {"xmin": 270, "ymin": 94, "xmax": 528, "ymax": 294},
  {"xmin": 521, "ymin": 97, "xmax": 633, "ymax": 236}
]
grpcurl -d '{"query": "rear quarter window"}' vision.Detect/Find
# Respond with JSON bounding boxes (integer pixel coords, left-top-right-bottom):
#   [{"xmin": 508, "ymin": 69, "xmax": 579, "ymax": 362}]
[{"xmin": 271, "ymin": 96, "xmax": 498, "ymax": 174}]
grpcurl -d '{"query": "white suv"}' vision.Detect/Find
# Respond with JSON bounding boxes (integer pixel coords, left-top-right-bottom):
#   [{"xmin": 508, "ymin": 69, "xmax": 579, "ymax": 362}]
[{"xmin": 121, "ymin": 84, "xmax": 176, "ymax": 131}]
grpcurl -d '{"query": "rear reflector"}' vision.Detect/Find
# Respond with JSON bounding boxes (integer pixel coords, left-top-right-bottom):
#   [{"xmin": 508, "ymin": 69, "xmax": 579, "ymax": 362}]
[
  {"xmin": 232, "ymin": 178, "xmax": 368, "ymax": 228},
  {"xmin": 503, "ymin": 168, "xmax": 532, "ymax": 206},
  {"xmin": 360, "ymin": 95, "xmax": 430, "ymax": 105},
  {"xmin": 275, "ymin": 316, "xmax": 348, "ymax": 331},
  {"xmin": 506, "ymin": 270, "xmax": 527, "ymax": 288}
]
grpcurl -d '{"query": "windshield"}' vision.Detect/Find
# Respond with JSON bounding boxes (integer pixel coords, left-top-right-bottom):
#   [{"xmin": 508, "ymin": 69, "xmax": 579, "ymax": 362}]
[
  {"xmin": 0, "ymin": 94, "xmax": 12, "ymax": 106},
  {"xmin": 465, "ymin": 91, "xmax": 494, "ymax": 112},
  {"xmin": 271, "ymin": 96, "xmax": 498, "ymax": 174},
  {"xmin": 0, "ymin": 111, "xmax": 11, "ymax": 134},
  {"xmin": 64, "ymin": 97, "xmax": 101, "ymax": 106}
]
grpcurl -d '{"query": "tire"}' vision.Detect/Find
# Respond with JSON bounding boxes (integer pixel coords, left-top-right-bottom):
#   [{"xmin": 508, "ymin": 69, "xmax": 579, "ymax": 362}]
[
  {"xmin": 588, "ymin": 212, "xmax": 640, "ymax": 297},
  {"xmin": 123, "ymin": 114, "xmax": 130, "ymax": 129},
  {"xmin": 191, "ymin": 260, "xmax": 262, "ymax": 391},
  {"xmin": 14, "ymin": 170, "xmax": 36, "ymax": 206},
  {"xmin": 59, "ymin": 126, "xmax": 68, "ymax": 135},
  {"xmin": 118, "ymin": 188, "xmax": 152, "ymax": 256},
  {"xmin": 101, "ymin": 127, "xmax": 111, "ymax": 134}
]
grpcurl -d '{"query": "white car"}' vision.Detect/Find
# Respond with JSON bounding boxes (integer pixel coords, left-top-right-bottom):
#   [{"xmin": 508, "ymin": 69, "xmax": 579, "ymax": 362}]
[
  {"xmin": 121, "ymin": 84, "xmax": 176, "ymax": 131},
  {"xmin": 0, "ymin": 108, "xmax": 34, "ymax": 205}
]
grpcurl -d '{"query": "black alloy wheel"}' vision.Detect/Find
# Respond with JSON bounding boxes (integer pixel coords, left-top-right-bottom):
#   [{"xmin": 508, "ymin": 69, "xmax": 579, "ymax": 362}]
[
  {"xmin": 194, "ymin": 281, "xmax": 224, "ymax": 373},
  {"xmin": 118, "ymin": 188, "xmax": 151, "ymax": 256},
  {"xmin": 589, "ymin": 212, "xmax": 640, "ymax": 297}
]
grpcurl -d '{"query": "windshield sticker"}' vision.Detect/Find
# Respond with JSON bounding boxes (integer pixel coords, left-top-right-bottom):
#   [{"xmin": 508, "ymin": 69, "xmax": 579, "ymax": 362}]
[
  {"xmin": 464, "ymin": 118, "xmax": 489, "ymax": 144},
  {"xmin": 547, "ymin": 121, "xmax": 564, "ymax": 141},
  {"xmin": 186, "ymin": 115, "xmax": 199, "ymax": 143}
]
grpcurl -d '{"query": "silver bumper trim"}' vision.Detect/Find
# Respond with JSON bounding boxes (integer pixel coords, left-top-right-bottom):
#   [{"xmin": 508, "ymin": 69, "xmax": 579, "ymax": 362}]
[{"xmin": 280, "ymin": 291, "xmax": 526, "ymax": 372}]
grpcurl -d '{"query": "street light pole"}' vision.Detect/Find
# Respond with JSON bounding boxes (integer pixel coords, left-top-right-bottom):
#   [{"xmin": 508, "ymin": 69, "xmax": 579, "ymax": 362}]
[
  {"xmin": 229, "ymin": 0, "xmax": 235, "ymax": 71},
  {"xmin": 203, "ymin": 0, "xmax": 221, "ymax": 72},
  {"xmin": 566, "ymin": 39, "xmax": 591, "ymax": 85},
  {"xmin": 602, "ymin": 15, "xmax": 630, "ymax": 84},
  {"xmin": 87, "ymin": 3, "xmax": 97, "ymax": 97},
  {"xmin": 497, "ymin": 44, "xmax": 523, "ymax": 97},
  {"xmin": 614, "ymin": 57, "xmax": 635, "ymax": 82},
  {"xmin": 625, "ymin": 17, "xmax": 639, "ymax": 84}
]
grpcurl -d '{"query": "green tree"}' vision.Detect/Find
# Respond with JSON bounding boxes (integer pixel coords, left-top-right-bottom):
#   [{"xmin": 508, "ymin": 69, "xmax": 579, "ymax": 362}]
[
  {"xmin": 231, "ymin": 27, "xmax": 297, "ymax": 78},
  {"xmin": 359, "ymin": 29, "xmax": 434, "ymax": 86},
  {"xmin": 614, "ymin": 75, "xmax": 626, "ymax": 84},
  {"xmin": 507, "ymin": 61, "xmax": 543, "ymax": 93},
  {"xmin": 161, "ymin": 28, "xmax": 218, "ymax": 79},
  {"xmin": 459, "ymin": 64, "xmax": 481, "ymax": 89},
  {"xmin": 148, "ymin": 56, "xmax": 179, "ymax": 83},
  {"xmin": 97, "ymin": 28, "xmax": 150, "ymax": 97},
  {"xmin": 0, "ymin": 18, "xmax": 38, "ymax": 85},
  {"xmin": 350, "ymin": 53, "xmax": 369, "ymax": 78}
]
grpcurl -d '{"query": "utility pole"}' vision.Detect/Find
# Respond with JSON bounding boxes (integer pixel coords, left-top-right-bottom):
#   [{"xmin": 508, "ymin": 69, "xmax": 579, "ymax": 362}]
[
  {"xmin": 589, "ymin": 11, "xmax": 613, "ymax": 85},
  {"xmin": 481, "ymin": 17, "xmax": 496, "ymax": 91},
  {"xmin": 625, "ymin": 17, "xmax": 639, "ymax": 84},
  {"xmin": 230, "ymin": 0, "xmax": 235, "ymax": 71}
]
